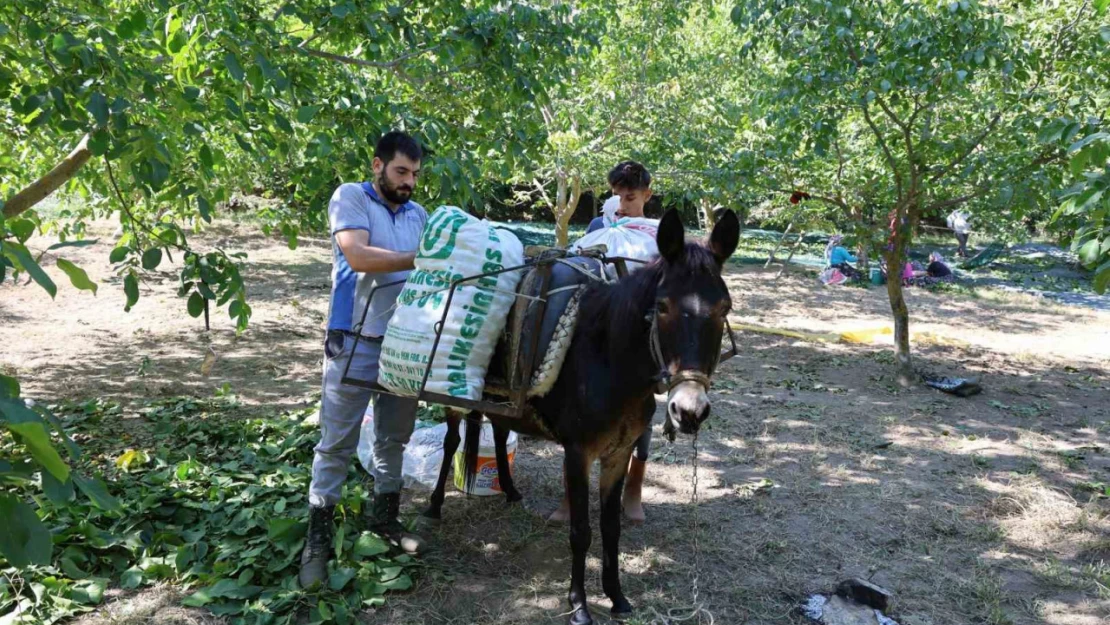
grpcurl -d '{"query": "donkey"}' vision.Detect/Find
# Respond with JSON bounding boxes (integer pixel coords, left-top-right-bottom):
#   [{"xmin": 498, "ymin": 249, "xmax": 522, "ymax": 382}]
[{"xmin": 423, "ymin": 208, "xmax": 739, "ymax": 625}]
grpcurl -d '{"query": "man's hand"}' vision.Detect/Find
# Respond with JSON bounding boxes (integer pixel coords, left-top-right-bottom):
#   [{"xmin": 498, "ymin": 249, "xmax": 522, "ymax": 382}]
[{"xmin": 335, "ymin": 230, "xmax": 417, "ymax": 273}]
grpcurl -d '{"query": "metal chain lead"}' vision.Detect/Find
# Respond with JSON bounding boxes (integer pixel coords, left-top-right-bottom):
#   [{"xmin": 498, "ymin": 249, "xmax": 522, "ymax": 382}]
[{"xmin": 692, "ymin": 432, "xmax": 701, "ymax": 623}]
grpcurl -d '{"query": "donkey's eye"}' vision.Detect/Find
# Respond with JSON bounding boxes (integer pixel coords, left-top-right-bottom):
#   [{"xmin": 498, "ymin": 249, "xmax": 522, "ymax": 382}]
[{"xmin": 656, "ymin": 300, "xmax": 670, "ymax": 315}]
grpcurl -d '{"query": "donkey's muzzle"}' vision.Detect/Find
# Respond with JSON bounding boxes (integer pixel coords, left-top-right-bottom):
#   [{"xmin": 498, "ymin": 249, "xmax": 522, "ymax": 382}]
[{"xmin": 667, "ymin": 380, "xmax": 710, "ymax": 434}]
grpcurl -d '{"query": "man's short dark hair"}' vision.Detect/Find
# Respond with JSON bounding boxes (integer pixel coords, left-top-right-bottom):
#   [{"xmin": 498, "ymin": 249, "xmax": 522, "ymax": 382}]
[
  {"xmin": 608, "ymin": 161, "xmax": 651, "ymax": 190},
  {"xmin": 374, "ymin": 131, "xmax": 423, "ymax": 164}
]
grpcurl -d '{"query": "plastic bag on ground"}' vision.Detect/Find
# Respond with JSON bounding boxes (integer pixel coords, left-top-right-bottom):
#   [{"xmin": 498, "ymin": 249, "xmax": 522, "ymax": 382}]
[{"xmin": 357, "ymin": 404, "xmax": 447, "ymax": 490}]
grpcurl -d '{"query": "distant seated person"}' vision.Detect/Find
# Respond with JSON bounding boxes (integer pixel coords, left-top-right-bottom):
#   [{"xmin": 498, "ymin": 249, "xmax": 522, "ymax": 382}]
[
  {"xmin": 910, "ymin": 252, "xmax": 955, "ymax": 286},
  {"xmin": 824, "ymin": 235, "xmax": 861, "ymax": 280}
]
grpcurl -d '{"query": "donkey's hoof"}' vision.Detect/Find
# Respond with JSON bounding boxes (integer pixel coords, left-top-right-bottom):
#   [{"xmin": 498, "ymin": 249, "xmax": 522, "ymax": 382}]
[
  {"xmin": 610, "ymin": 597, "xmax": 634, "ymax": 619},
  {"xmin": 504, "ymin": 492, "xmax": 523, "ymax": 505},
  {"xmin": 415, "ymin": 514, "xmax": 441, "ymax": 530},
  {"xmin": 568, "ymin": 607, "xmax": 593, "ymax": 625}
]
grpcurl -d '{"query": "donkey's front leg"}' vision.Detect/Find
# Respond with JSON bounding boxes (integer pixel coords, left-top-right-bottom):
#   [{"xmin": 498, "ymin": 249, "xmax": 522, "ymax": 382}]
[
  {"xmin": 565, "ymin": 444, "xmax": 594, "ymax": 625},
  {"xmin": 420, "ymin": 410, "xmax": 463, "ymax": 523},
  {"xmin": 491, "ymin": 420, "xmax": 522, "ymax": 504},
  {"xmin": 600, "ymin": 447, "xmax": 634, "ymax": 618}
]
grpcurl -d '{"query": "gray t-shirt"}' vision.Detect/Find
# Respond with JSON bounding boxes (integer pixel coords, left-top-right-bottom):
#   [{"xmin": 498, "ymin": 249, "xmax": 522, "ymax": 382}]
[{"xmin": 326, "ymin": 182, "xmax": 427, "ymax": 337}]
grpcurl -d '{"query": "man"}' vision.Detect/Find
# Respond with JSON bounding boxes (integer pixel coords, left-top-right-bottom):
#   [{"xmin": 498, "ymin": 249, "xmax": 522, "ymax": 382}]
[
  {"xmin": 947, "ymin": 210, "xmax": 971, "ymax": 258},
  {"xmin": 300, "ymin": 131, "xmax": 428, "ymax": 589},
  {"xmin": 552, "ymin": 160, "xmax": 654, "ymax": 524}
]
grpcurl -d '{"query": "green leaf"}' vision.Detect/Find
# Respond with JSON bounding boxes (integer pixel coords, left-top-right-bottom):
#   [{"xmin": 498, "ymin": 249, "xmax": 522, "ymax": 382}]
[
  {"xmin": 0, "ymin": 493, "xmax": 52, "ymax": 567},
  {"xmin": 60, "ymin": 556, "xmax": 89, "ymax": 579},
  {"xmin": 73, "ymin": 473, "xmax": 121, "ymax": 511},
  {"xmin": 1078, "ymin": 238, "xmax": 1102, "ymax": 267},
  {"xmin": 1093, "ymin": 260, "xmax": 1110, "ymax": 294},
  {"xmin": 120, "ymin": 566, "xmax": 143, "ymax": 589},
  {"xmin": 297, "ymin": 105, "xmax": 322, "ymax": 124},
  {"xmin": 149, "ymin": 159, "xmax": 170, "ymax": 190},
  {"xmin": 1068, "ymin": 132, "xmax": 1109, "ymax": 155},
  {"xmin": 42, "ymin": 471, "xmax": 75, "ymax": 504},
  {"xmin": 1101, "ymin": 25, "xmax": 1110, "ymax": 42},
  {"xmin": 274, "ymin": 115, "xmax": 293, "ymax": 133},
  {"xmin": 352, "ymin": 532, "xmax": 389, "ymax": 558},
  {"xmin": 332, "ymin": 522, "xmax": 347, "ymax": 561},
  {"xmin": 379, "ymin": 566, "xmax": 412, "ymax": 590},
  {"xmin": 88, "ymin": 92, "xmax": 109, "ymax": 127},
  {"xmin": 224, "ymin": 53, "xmax": 245, "ymax": 81},
  {"xmin": 141, "ymin": 248, "xmax": 162, "ymax": 270},
  {"xmin": 1097, "ymin": 0, "xmax": 1110, "ymax": 16},
  {"xmin": 184, "ymin": 578, "xmax": 262, "ymax": 605},
  {"xmin": 71, "ymin": 578, "xmax": 107, "ymax": 605},
  {"xmin": 4, "ymin": 241, "xmax": 57, "ymax": 298},
  {"xmin": 187, "ymin": 291, "xmax": 204, "ymax": 318},
  {"xmin": 199, "ymin": 145, "xmax": 214, "ymax": 169},
  {"xmin": 46, "ymin": 239, "xmax": 98, "ymax": 253},
  {"xmin": 0, "ymin": 374, "xmax": 19, "ymax": 399},
  {"xmin": 1063, "ymin": 122, "xmax": 1082, "ymax": 144},
  {"xmin": 0, "ymin": 398, "xmax": 71, "ymax": 481},
  {"xmin": 9, "ymin": 217, "xmax": 34, "ymax": 242},
  {"xmin": 109, "ymin": 246, "xmax": 130, "ymax": 263},
  {"xmin": 197, "ymin": 196, "xmax": 212, "ymax": 223},
  {"xmin": 328, "ymin": 567, "xmax": 357, "ymax": 591},
  {"xmin": 124, "ymin": 273, "xmax": 140, "ymax": 311},
  {"xmin": 88, "ymin": 129, "xmax": 110, "ymax": 156},
  {"xmin": 1037, "ymin": 119, "xmax": 1066, "ymax": 144},
  {"xmin": 268, "ymin": 518, "xmax": 306, "ymax": 543},
  {"xmin": 56, "ymin": 259, "xmax": 98, "ymax": 295}
]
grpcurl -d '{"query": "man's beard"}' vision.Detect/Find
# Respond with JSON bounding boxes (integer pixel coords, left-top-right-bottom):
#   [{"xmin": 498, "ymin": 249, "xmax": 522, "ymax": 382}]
[{"xmin": 377, "ymin": 173, "xmax": 413, "ymax": 205}]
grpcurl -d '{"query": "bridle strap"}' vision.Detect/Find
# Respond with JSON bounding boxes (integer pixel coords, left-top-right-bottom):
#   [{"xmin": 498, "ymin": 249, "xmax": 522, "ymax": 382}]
[{"xmin": 647, "ymin": 309, "xmax": 712, "ymax": 393}]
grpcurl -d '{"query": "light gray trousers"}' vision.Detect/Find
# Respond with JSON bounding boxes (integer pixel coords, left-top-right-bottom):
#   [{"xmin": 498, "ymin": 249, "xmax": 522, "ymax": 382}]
[{"xmin": 308, "ymin": 332, "xmax": 418, "ymax": 507}]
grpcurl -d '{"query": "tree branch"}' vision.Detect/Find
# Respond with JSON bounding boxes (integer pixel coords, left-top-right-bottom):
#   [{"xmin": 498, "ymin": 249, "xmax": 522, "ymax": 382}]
[
  {"xmin": 2, "ymin": 134, "xmax": 91, "ymax": 219},
  {"xmin": 924, "ymin": 148, "xmax": 1064, "ymax": 213},
  {"xmin": 875, "ymin": 95, "xmax": 907, "ymax": 133},
  {"xmin": 930, "ymin": 112, "xmax": 1001, "ymax": 183},
  {"xmin": 532, "ymin": 177, "xmax": 553, "ymax": 207},
  {"xmin": 861, "ymin": 102, "xmax": 904, "ymax": 200},
  {"xmin": 295, "ymin": 44, "xmax": 439, "ymax": 69}
]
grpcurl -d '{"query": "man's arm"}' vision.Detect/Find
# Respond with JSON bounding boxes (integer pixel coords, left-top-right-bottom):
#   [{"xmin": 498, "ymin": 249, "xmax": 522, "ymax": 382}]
[{"xmin": 335, "ymin": 229, "xmax": 416, "ymax": 273}]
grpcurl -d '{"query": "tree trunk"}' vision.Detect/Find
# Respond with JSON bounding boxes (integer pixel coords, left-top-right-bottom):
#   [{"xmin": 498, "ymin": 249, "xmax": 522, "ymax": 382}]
[
  {"xmin": 884, "ymin": 206, "xmax": 914, "ymax": 386},
  {"xmin": 2, "ymin": 134, "xmax": 91, "ymax": 219},
  {"xmin": 553, "ymin": 174, "xmax": 581, "ymax": 248},
  {"xmin": 699, "ymin": 198, "xmax": 717, "ymax": 230},
  {"xmin": 850, "ymin": 206, "xmax": 869, "ymax": 273}
]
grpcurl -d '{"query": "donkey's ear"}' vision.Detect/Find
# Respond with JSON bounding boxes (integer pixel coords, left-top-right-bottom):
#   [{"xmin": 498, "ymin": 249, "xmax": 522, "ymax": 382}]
[
  {"xmin": 709, "ymin": 209, "xmax": 740, "ymax": 266},
  {"xmin": 657, "ymin": 209, "xmax": 685, "ymax": 264}
]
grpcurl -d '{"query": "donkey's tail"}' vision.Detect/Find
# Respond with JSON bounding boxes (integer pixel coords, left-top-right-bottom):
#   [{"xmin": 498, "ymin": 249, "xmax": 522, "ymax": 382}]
[{"xmin": 462, "ymin": 411, "xmax": 482, "ymax": 495}]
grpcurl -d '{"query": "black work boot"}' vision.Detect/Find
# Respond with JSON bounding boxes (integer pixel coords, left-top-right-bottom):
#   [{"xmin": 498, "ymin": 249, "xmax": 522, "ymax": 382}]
[
  {"xmin": 366, "ymin": 492, "xmax": 427, "ymax": 555},
  {"xmin": 298, "ymin": 505, "xmax": 335, "ymax": 588}
]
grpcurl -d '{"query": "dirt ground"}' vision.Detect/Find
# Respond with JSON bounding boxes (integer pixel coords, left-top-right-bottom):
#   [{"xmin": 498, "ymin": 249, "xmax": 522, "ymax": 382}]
[{"xmin": 4, "ymin": 220, "xmax": 1110, "ymax": 625}]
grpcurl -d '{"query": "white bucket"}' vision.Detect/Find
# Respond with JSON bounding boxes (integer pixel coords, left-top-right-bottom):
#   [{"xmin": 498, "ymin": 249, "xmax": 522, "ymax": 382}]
[{"xmin": 452, "ymin": 419, "xmax": 517, "ymax": 496}]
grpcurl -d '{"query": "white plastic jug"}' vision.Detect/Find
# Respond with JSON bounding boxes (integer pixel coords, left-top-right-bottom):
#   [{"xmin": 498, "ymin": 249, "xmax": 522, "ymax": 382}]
[{"xmin": 452, "ymin": 419, "xmax": 518, "ymax": 496}]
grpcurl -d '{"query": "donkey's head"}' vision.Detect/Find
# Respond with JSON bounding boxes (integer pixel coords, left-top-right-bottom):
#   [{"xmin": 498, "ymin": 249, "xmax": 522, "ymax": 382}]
[{"xmin": 651, "ymin": 208, "xmax": 740, "ymax": 436}]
